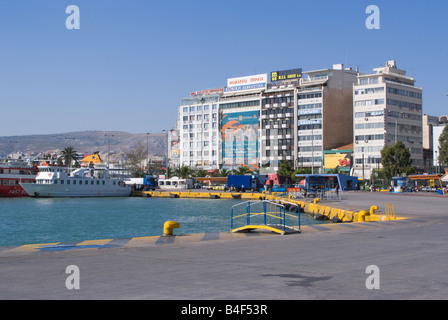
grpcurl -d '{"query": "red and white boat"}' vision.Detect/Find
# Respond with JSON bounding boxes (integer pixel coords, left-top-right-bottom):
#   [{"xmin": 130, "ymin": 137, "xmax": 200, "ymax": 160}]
[{"xmin": 0, "ymin": 159, "xmax": 38, "ymax": 197}]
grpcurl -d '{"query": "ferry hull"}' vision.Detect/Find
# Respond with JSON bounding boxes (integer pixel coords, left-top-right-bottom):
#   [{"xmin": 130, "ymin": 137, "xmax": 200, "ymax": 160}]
[
  {"xmin": 20, "ymin": 183, "xmax": 131, "ymax": 198},
  {"xmin": 0, "ymin": 185, "xmax": 29, "ymax": 197}
]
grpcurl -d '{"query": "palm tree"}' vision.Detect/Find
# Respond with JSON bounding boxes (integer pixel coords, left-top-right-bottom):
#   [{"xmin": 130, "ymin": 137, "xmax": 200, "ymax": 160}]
[
  {"xmin": 232, "ymin": 166, "xmax": 251, "ymax": 175},
  {"xmin": 216, "ymin": 168, "xmax": 231, "ymax": 177},
  {"xmin": 196, "ymin": 169, "xmax": 208, "ymax": 178},
  {"xmin": 172, "ymin": 165, "xmax": 194, "ymax": 179},
  {"xmin": 59, "ymin": 146, "xmax": 78, "ymax": 167}
]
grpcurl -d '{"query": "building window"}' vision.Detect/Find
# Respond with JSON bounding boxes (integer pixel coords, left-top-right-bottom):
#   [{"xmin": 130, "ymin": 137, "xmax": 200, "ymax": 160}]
[
  {"xmin": 298, "ymin": 92, "xmax": 322, "ymax": 100},
  {"xmin": 359, "ymin": 77, "xmax": 379, "ymax": 85},
  {"xmin": 355, "ymin": 87, "xmax": 384, "ymax": 95},
  {"xmin": 354, "ymin": 99, "xmax": 384, "ymax": 107}
]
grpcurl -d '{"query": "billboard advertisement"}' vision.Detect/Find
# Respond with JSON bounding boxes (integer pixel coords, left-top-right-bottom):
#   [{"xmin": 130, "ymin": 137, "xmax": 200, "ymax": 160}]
[
  {"xmin": 170, "ymin": 130, "xmax": 180, "ymax": 159},
  {"xmin": 221, "ymin": 110, "xmax": 259, "ymax": 170},
  {"xmin": 324, "ymin": 152, "xmax": 352, "ymax": 172},
  {"xmin": 270, "ymin": 68, "xmax": 302, "ymax": 82},
  {"xmin": 225, "ymin": 74, "xmax": 267, "ymax": 93},
  {"xmin": 190, "ymin": 88, "xmax": 224, "ymax": 96}
]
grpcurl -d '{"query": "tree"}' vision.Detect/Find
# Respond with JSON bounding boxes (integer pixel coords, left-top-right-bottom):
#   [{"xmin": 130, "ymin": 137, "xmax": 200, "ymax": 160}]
[
  {"xmin": 172, "ymin": 165, "xmax": 194, "ymax": 179},
  {"xmin": 59, "ymin": 146, "xmax": 78, "ymax": 167},
  {"xmin": 292, "ymin": 167, "xmax": 312, "ymax": 182},
  {"xmin": 278, "ymin": 161, "xmax": 293, "ymax": 179},
  {"xmin": 214, "ymin": 168, "xmax": 230, "ymax": 177},
  {"xmin": 196, "ymin": 169, "xmax": 208, "ymax": 178},
  {"xmin": 380, "ymin": 140, "xmax": 415, "ymax": 180},
  {"xmin": 328, "ymin": 167, "xmax": 342, "ymax": 174},
  {"xmin": 232, "ymin": 166, "xmax": 251, "ymax": 175},
  {"xmin": 438, "ymin": 125, "xmax": 448, "ymax": 167},
  {"xmin": 126, "ymin": 141, "xmax": 147, "ymax": 177}
]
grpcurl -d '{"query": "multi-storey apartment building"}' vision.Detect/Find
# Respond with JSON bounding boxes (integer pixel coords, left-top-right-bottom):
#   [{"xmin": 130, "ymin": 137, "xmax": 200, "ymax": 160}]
[
  {"xmin": 178, "ymin": 90, "xmax": 222, "ymax": 170},
  {"xmin": 352, "ymin": 60, "xmax": 423, "ymax": 178},
  {"xmin": 432, "ymin": 116, "xmax": 448, "ymax": 173},
  {"xmin": 260, "ymin": 65, "xmax": 357, "ymax": 173},
  {"xmin": 261, "ymin": 80, "xmax": 296, "ymax": 172},
  {"xmin": 422, "ymin": 114, "xmax": 440, "ymax": 172},
  {"xmin": 296, "ymin": 64, "xmax": 357, "ymax": 173}
]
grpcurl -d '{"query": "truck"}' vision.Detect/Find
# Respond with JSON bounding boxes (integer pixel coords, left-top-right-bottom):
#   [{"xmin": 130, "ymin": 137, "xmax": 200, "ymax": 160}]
[
  {"xmin": 125, "ymin": 175, "xmax": 158, "ymax": 191},
  {"xmin": 263, "ymin": 173, "xmax": 290, "ymax": 192},
  {"xmin": 143, "ymin": 175, "xmax": 158, "ymax": 190},
  {"xmin": 227, "ymin": 175, "xmax": 264, "ymax": 192}
]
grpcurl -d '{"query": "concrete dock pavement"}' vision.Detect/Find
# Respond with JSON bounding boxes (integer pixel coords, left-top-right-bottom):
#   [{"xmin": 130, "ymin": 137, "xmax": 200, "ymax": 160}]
[{"xmin": 0, "ymin": 192, "xmax": 447, "ymax": 301}]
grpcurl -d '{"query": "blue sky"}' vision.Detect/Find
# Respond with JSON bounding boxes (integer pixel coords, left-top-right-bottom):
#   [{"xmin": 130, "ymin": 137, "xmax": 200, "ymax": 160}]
[{"xmin": 0, "ymin": 0, "xmax": 447, "ymax": 137}]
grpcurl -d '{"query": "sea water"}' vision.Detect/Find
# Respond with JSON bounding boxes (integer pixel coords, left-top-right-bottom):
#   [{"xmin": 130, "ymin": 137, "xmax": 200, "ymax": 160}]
[{"xmin": 0, "ymin": 197, "xmax": 329, "ymax": 247}]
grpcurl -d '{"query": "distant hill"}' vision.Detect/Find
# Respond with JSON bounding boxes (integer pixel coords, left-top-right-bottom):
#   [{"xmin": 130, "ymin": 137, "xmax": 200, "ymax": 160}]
[{"xmin": 0, "ymin": 131, "xmax": 167, "ymax": 161}]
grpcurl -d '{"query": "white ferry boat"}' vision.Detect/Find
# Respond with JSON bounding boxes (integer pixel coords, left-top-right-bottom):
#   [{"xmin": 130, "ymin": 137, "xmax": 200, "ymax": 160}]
[{"xmin": 20, "ymin": 162, "xmax": 131, "ymax": 197}]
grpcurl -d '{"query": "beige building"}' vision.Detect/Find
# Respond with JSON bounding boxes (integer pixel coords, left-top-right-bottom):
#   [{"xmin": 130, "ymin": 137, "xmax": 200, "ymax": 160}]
[
  {"xmin": 259, "ymin": 65, "xmax": 358, "ymax": 173},
  {"xmin": 295, "ymin": 64, "xmax": 358, "ymax": 173},
  {"xmin": 352, "ymin": 60, "xmax": 423, "ymax": 178}
]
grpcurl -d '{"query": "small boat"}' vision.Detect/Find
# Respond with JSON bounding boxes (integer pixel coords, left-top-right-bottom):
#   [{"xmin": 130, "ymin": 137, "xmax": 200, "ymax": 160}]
[{"xmin": 20, "ymin": 162, "xmax": 131, "ymax": 198}]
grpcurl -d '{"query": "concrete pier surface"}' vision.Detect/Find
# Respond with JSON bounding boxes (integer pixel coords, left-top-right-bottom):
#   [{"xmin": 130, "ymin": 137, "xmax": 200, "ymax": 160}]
[{"xmin": 1, "ymin": 191, "xmax": 447, "ymax": 300}]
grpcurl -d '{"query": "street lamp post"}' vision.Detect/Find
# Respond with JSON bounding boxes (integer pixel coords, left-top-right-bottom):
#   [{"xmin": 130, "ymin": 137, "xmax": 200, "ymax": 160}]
[
  {"xmin": 146, "ymin": 132, "xmax": 150, "ymax": 174},
  {"xmin": 307, "ymin": 118, "xmax": 314, "ymax": 174},
  {"xmin": 104, "ymin": 134, "xmax": 114, "ymax": 164},
  {"xmin": 435, "ymin": 150, "xmax": 438, "ymax": 174},
  {"xmin": 162, "ymin": 129, "xmax": 172, "ymax": 179}
]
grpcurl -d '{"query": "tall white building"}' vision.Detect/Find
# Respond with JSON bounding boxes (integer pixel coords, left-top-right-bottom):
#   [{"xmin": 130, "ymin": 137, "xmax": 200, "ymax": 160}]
[
  {"xmin": 352, "ymin": 60, "xmax": 423, "ymax": 178},
  {"xmin": 432, "ymin": 116, "xmax": 448, "ymax": 172},
  {"xmin": 178, "ymin": 91, "xmax": 222, "ymax": 170}
]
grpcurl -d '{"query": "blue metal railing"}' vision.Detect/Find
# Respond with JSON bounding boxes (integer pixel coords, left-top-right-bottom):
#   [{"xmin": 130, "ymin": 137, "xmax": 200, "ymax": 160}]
[{"xmin": 231, "ymin": 200, "xmax": 301, "ymax": 234}]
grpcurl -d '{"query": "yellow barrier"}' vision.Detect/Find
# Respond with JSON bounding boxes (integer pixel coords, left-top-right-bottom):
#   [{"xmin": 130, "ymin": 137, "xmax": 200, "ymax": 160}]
[
  {"xmin": 143, "ymin": 191, "xmax": 400, "ymax": 225},
  {"xmin": 385, "ymin": 203, "xmax": 396, "ymax": 220}
]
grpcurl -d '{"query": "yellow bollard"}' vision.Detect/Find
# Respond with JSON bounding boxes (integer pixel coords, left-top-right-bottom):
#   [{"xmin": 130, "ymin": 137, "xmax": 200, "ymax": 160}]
[
  {"xmin": 370, "ymin": 205, "xmax": 378, "ymax": 215},
  {"xmin": 163, "ymin": 221, "xmax": 180, "ymax": 236},
  {"xmin": 357, "ymin": 210, "xmax": 369, "ymax": 222}
]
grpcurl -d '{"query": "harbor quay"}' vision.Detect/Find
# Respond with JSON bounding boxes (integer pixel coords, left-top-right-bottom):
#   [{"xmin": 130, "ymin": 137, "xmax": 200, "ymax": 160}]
[{"xmin": 0, "ymin": 191, "xmax": 447, "ymax": 302}]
